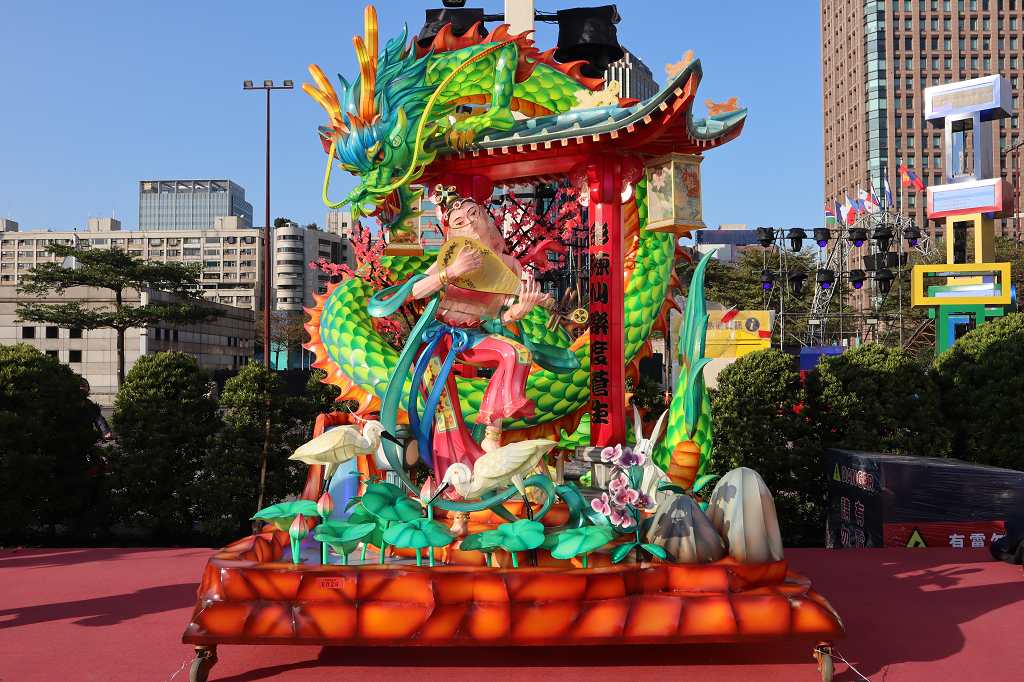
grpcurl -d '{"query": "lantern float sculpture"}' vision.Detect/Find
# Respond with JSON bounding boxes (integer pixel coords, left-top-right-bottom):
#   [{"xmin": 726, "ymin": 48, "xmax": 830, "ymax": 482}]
[{"xmin": 182, "ymin": 7, "xmax": 844, "ymax": 682}]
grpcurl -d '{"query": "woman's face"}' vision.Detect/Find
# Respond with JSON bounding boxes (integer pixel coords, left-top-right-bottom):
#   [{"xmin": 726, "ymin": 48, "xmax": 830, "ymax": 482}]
[{"xmin": 446, "ymin": 201, "xmax": 505, "ymax": 252}]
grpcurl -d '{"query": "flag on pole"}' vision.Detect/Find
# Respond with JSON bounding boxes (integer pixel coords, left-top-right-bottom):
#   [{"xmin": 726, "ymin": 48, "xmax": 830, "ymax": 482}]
[
  {"xmin": 859, "ymin": 188, "xmax": 880, "ymax": 214},
  {"xmin": 834, "ymin": 199, "xmax": 843, "ymax": 224},
  {"xmin": 844, "ymin": 194, "xmax": 858, "ymax": 224},
  {"xmin": 825, "ymin": 203, "xmax": 836, "ymax": 224},
  {"xmin": 869, "ymin": 181, "xmax": 881, "ymax": 210},
  {"xmin": 883, "ymin": 170, "xmax": 894, "ymax": 206},
  {"xmin": 900, "ymin": 163, "xmax": 925, "ymax": 191}
]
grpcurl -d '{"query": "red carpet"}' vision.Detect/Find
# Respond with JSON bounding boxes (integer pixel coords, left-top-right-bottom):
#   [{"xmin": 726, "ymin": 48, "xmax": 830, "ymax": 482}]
[{"xmin": 1, "ymin": 546, "xmax": 1021, "ymax": 681}]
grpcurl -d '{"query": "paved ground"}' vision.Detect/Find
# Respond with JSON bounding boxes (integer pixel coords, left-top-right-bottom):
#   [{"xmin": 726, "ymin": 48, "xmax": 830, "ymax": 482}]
[{"xmin": 1, "ymin": 546, "xmax": 1021, "ymax": 682}]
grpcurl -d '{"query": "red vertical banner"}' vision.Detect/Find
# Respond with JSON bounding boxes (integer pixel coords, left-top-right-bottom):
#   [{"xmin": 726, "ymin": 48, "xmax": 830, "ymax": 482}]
[{"xmin": 572, "ymin": 155, "xmax": 628, "ymax": 447}]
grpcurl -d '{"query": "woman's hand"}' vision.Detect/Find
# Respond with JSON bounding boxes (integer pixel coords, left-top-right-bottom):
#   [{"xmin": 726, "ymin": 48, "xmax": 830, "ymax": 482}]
[
  {"xmin": 447, "ymin": 246, "xmax": 483, "ymax": 280},
  {"xmin": 510, "ymin": 275, "xmax": 550, "ymax": 320}
]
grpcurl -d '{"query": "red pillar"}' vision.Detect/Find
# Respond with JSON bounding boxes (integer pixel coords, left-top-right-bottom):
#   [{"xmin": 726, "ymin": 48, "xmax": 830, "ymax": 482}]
[{"xmin": 573, "ymin": 155, "xmax": 627, "ymax": 447}]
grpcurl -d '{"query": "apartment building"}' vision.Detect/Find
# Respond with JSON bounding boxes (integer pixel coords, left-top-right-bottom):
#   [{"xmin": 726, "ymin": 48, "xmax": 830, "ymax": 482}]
[
  {"xmin": 822, "ymin": 0, "xmax": 1024, "ymax": 242},
  {"xmin": 1, "ymin": 217, "xmax": 266, "ymax": 311},
  {"xmin": 274, "ymin": 222, "xmax": 355, "ymax": 311}
]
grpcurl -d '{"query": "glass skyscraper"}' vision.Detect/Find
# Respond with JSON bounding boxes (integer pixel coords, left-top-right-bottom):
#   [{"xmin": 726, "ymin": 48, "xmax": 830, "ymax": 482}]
[{"xmin": 139, "ymin": 180, "xmax": 253, "ymax": 231}]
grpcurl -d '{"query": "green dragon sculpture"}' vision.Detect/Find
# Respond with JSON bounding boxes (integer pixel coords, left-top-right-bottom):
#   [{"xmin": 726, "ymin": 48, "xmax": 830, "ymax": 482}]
[{"xmin": 303, "ymin": 5, "xmax": 606, "ymax": 232}]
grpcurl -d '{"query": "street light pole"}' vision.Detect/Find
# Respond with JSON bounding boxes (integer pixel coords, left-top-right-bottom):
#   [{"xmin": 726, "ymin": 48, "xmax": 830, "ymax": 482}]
[{"xmin": 243, "ymin": 79, "xmax": 293, "ymax": 367}]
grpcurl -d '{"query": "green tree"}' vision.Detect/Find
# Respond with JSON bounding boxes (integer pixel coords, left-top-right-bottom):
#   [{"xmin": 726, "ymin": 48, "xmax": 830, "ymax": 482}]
[
  {"xmin": 274, "ymin": 217, "xmax": 295, "ymax": 228},
  {"xmin": 16, "ymin": 244, "xmax": 223, "ymax": 387},
  {"xmin": 804, "ymin": 343, "xmax": 950, "ymax": 457},
  {"xmin": 199, "ymin": 363, "xmax": 306, "ymax": 540},
  {"xmin": 0, "ymin": 344, "xmax": 106, "ymax": 540},
  {"xmin": 931, "ymin": 314, "xmax": 1024, "ymax": 470},
  {"xmin": 107, "ymin": 352, "xmax": 221, "ymax": 540},
  {"xmin": 710, "ymin": 348, "xmax": 825, "ymax": 547}
]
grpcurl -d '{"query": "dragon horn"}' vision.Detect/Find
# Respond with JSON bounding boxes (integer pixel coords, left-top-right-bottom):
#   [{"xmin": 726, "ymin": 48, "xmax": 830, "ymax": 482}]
[
  {"xmin": 304, "ymin": 65, "xmax": 342, "ymax": 120},
  {"xmin": 353, "ymin": 6, "xmax": 378, "ymax": 121},
  {"xmin": 365, "ymin": 5, "xmax": 378, "ymax": 70}
]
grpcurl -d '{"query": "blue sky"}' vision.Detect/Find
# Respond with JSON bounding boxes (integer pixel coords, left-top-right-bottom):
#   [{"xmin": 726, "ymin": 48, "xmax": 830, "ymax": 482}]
[{"xmin": 0, "ymin": 1, "xmax": 823, "ymax": 234}]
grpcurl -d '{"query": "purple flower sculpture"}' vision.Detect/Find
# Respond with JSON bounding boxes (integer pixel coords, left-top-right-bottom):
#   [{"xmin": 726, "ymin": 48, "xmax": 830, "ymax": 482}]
[
  {"xmin": 591, "ymin": 493, "xmax": 613, "ymax": 516},
  {"xmin": 594, "ymin": 442, "xmax": 670, "ymax": 564}
]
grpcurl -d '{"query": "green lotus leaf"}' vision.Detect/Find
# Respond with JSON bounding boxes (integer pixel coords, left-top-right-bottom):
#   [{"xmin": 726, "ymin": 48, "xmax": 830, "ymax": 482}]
[
  {"xmin": 460, "ymin": 531, "xmax": 503, "ymax": 553},
  {"xmin": 493, "ymin": 519, "xmax": 546, "ymax": 552},
  {"xmin": 361, "ymin": 482, "xmax": 422, "ymax": 522},
  {"xmin": 313, "ymin": 521, "xmax": 376, "ymax": 554},
  {"xmin": 550, "ymin": 526, "xmax": 615, "ymax": 560},
  {"xmin": 347, "ymin": 505, "xmax": 387, "ymax": 549},
  {"xmin": 251, "ymin": 500, "xmax": 319, "ymax": 532},
  {"xmin": 383, "ymin": 518, "xmax": 458, "ymax": 549}
]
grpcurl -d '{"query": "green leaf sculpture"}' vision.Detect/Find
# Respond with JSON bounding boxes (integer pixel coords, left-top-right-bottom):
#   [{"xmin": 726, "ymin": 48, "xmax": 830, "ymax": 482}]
[
  {"xmin": 251, "ymin": 500, "xmax": 319, "ymax": 533},
  {"xmin": 313, "ymin": 521, "xmax": 377, "ymax": 565},
  {"xmin": 460, "ymin": 531, "xmax": 504, "ymax": 567},
  {"xmin": 382, "ymin": 518, "xmax": 458, "ymax": 566},
  {"xmin": 359, "ymin": 482, "xmax": 423, "ymax": 564},
  {"xmin": 551, "ymin": 526, "xmax": 615, "ymax": 568},
  {"xmin": 361, "ymin": 482, "xmax": 423, "ymax": 522},
  {"xmin": 611, "ymin": 541, "xmax": 638, "ymax": 564},
  {"xmin": 492, "ymin": 519, "xmax": 546, "ymax": 568}
]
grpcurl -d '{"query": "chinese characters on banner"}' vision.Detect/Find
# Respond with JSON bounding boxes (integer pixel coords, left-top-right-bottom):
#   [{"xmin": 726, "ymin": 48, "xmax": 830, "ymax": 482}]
[{"xmin": 590, "ymin": 222, "xmax": 612, "ymax": 428}]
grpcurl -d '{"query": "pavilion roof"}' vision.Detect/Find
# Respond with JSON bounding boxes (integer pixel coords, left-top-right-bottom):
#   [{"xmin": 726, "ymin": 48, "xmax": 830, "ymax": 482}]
[{"xmin": 422, "ymin": 59, "xmax": 746, "ymax": 187}]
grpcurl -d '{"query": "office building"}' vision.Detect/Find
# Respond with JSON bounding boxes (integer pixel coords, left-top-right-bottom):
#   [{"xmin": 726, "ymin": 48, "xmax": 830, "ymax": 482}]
[
  {"xmin": 822, "ymin": 0, "xmax": 1024, "ymax": 242},
  {"xmin": 694, "ymin": 224, "xmax": 758, "ymax": 261},
  {"xmin": 139, "ymin": 180, "xmax": 253, "ymax": 231},
  {"xmin": 1, "ymin": 217, "xmax": 266, "ymax": 312},
  {"xmin": 273, "ymin": 222, "xmax": 354, "ymax": 311},
  {"xmin": 325, "ymin": 210, "xmax": 354, "ymax": 236},
  {"xmin": 605, "ymin": 48, "xmax": 659, "ymax": 101},
  {"xmin": 1, "ymin": 286, "xmax": 254, "ymax": 404}
]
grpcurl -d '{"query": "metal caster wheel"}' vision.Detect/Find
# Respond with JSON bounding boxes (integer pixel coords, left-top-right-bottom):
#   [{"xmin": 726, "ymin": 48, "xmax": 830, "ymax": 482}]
[
  {"xmin": 190, "ymin": 646, "xmax": 218, "ymax": 682},
  {"xmin": 813, "ymin": 642, "xmax": 834, "ymax": 682}
]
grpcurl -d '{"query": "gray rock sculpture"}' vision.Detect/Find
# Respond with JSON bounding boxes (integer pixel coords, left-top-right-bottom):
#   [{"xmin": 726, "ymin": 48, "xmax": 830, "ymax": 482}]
[
  {"xmin": 705, "ymin": 467, "xmax": 785, "ymax": 565},
  {"xmin": 642, "ymin": 493, "xmax": 726, "ymax": 564}
]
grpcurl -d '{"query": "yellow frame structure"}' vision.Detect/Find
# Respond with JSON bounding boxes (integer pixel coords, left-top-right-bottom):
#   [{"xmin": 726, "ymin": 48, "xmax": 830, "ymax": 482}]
[{"xmin": 910, "ymin": 262, "xmax": 1012, "ymax": 307}]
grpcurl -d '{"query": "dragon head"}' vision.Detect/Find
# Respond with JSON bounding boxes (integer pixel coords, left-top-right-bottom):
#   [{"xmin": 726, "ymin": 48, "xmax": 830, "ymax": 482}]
[{"xmin": 305, "ymin": 6, "xmax": 443, "ymax": 218}]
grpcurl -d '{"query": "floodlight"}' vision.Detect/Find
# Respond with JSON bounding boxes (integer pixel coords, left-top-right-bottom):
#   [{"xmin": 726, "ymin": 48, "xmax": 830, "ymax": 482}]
[
  {"xmin": 788, "ymin": 269, "xmax": 807, "ymax": 295},
  {"xmin": 817, "ymin": 269, "xmax": 836, "ymax": 290},
  {"xmin": 813, "ymin": 228, "xmax": 832, "ymax": 247},
  {"xmin": 872, "ymin": 226, "xmax": 894, "ymax": 253},
  {"xmin": 756, "ymin": 227, "xmax": 776, "ymax": 248},
  {"xmin": 264, "ymin": 80, "xmax": 274, "ymax": 87},
  {"xmin": 904, "ymin": 225, "xmax": 922, "ymax": 247},
  {"xmin": 875, "ymin": 268, "xmax": 895, "ymax": 294},
  {"xmin": 847, "ymin": 228, "xmax": 868, "ymax": 247},
  {"xmin": 243, "ymin": 80, "xmax": 253, "ymax": 88},
  {"xmin": 760, "ymin": 269, "xmax": 776, "ymax": 290},
  {"xmin": 787, "ymin": 228, "xmax": 807, "ymax": 251},
  {"xmin": 849, "ymin": 269, "xmax": 867, "ymax": 289}
]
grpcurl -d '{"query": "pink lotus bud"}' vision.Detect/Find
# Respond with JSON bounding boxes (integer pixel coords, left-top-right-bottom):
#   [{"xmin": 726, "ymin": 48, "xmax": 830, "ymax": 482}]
[
  {"xmin": 420, "ymin": 477, "xmax": 437, "ymax": 503},
  {"xmin": 289, "ymin": 514, "xmax": 308, "ymax": 539},
  {"xmin": 317, "ymin": 492, "xmax": 334, "ymax": 518}
]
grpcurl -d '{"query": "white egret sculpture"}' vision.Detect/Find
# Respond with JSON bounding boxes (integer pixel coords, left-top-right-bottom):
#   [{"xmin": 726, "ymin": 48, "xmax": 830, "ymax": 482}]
[
  {"xmin": 289, "ymin": 420, "xmax": 401, "ymax": 480},
  {"xmin": 430, "ymin": 439, "xmax": 558, "ymax": 510}
]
